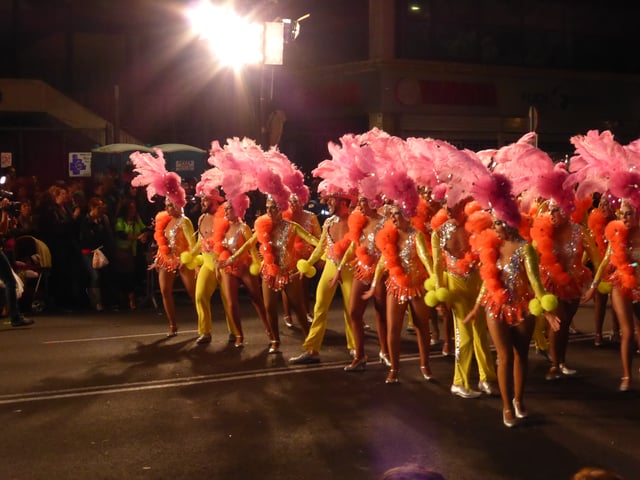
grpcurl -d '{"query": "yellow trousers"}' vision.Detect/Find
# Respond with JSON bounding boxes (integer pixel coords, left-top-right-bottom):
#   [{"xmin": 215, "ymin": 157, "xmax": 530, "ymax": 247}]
[
  {"xmin": 532, "ymin": 314, "xmax": 549, "ymax": 351},
  {"xmin": 195, "ymin": 253, "xmax": 232, "ymax": 336},
  {"xmin": 447, "ymin": 271, "xmax": 497, "ymax": 388},
  {"xmin": 303, "ymin": 261, "xmax": 355, "ymax": 352}
]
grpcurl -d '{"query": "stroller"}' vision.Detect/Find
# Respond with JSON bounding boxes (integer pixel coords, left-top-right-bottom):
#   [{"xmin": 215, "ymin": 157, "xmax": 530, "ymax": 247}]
[{"xmin": 11, "ymin": 235, "xmax": 52, "ymax": 313}]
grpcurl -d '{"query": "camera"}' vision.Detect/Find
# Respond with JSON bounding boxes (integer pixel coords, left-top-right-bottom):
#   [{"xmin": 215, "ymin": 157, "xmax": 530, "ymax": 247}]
[{"xmin": 0, "ymin": 176, "xmax": 20, "ymax": 216}]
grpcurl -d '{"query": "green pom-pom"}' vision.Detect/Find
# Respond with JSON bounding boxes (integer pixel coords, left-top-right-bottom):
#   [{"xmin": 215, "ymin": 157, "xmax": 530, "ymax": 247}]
[
  {"xmin": 180, "ymin": 251, "xmax": 193, "ymax": 265},
  {"xmin": 424, "ymin": 277, "xmax": 437, "ymax": 291},
  {"xmin": 541, "ymin": 294, "xmax": 558, "ymax": 312},
  {"xmin": 597, "ymin": 281, "xmax": 612, "ymax": 295},
  {"xmin": 297, "ymin": 259, "xmax": 311, "ymax": 274},
  {"xmin": 194, "ymin": 254, "xmax": 204, "ymax": 267},
  {"xmin": 304, "ymin": 266, "xmax": 317, "ymax": 278},
  {"xmin": 435, "ymin": 287, "xmax": 450, "ymax": 303},
  {"xmin": 529, "ymin": 298, "xmax": 543, "ymax": 316},
  {"xmin": 425, "ymin": 290, "xmax": 439, "ymax": 307},
  {"xmin": 249, "ymin": 261, "xmax": 261, "ymax": 276}
]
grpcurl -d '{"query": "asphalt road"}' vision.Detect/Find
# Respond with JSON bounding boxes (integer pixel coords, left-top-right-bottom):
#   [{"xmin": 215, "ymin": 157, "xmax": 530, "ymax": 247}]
[{"xmin": 1, "ymin": 294, "xmax": 639, "ymax": 480}]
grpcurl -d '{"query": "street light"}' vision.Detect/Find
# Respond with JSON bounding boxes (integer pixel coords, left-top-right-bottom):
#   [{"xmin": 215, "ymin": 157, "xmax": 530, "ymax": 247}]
[
  {"xmin": 186, "ymin": 1, "xmax": 309, "ymax": 145},
  {"xmin": 186, "ymin": 2, "xmax": 264, "ymax": 69}
]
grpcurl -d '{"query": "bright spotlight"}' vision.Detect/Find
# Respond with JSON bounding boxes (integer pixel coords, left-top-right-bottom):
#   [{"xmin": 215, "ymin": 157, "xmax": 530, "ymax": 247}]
[{"xmin": 187, "ymin": 1, "xmax": 264, "ymax": 68}]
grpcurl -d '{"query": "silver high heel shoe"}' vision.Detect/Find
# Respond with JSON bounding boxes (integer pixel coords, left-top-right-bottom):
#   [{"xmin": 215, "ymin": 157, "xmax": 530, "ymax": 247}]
[
  {"xmin": 420, "ymin": 366, "xmax": 433, "ymax": 381},
  {"xmin": 385, "ymin": 369, "xmax": 399, "ymax": 384},
  {"xmin": 268, "ymin": 341, "xmax": 280, "ymax": 354},
  {"xmin": 503, "ymin": 409, "xmax": 518, "ymax": 428},
  {"xmin": 512, "ymin": 398, "xmax": 528, "ymax": 419},
  {"xmin": 344, "ymin": 356, "xmax": 367, "ymax": 372},
  {"xmin": 378, "ymin": 351, "xmax": 392, "ymax": 367}
]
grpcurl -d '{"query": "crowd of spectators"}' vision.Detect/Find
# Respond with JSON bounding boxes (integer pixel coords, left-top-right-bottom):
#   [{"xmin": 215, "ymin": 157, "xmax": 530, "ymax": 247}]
[{"xmin": 0, "ymin": 167, "xmax": 163, "ymax": 313}]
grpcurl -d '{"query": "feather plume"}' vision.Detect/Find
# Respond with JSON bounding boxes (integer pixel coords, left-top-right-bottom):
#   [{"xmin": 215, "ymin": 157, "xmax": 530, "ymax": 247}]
[{"xmin": 130, "ymin": 148, "xmax": 186, "ymax": 208}]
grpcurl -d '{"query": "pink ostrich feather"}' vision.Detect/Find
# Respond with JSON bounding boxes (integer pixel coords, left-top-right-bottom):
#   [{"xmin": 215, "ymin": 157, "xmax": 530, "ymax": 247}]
[
  {"xmin": 264, "ymin": 147, "xmax": 308, "ymax": 203},
  {"xmin": 429, "ymin": 139, "xmax": 489, "ymax": 208},
  {"xmin": 313, "ymin": 133, "xmax": 367, "ymax": 197},
  {"xmin": 491, "ymin": 133, "xmax": 573, "ymax": 212},
  {"xmin": 609, "ymin": 170, "xmax": 640, "ymax": 211},
  {"xmin": 566, "ymin": 130, "xmax": 630, "ymax": 200},
  {"xmin": 210, "ymin": 137, "xmax": 262, "ymax": 200},
  {"xmin": 405, "ymin": 137, "xmax": 438, "ymax": 189},
  {"xmin": 473, "ymin": 173, "xmax": 521, "ymax": 227},
  {"xmin": 130, "ymin": 148, "xmax": 186, "ymax": 208},
  {"xmin": 196, "ymin": 166, "xmax": 225, "ymax": 203}
]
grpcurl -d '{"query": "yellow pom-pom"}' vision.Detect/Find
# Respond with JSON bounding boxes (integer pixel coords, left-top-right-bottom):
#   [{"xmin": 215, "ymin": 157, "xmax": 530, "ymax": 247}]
[
  {"xmin": 249, "ymin": 261, "xmax": 261, "ymax": 276},
  {"xmin": 425, "ymin": 290, "xmax": 439, "ymax": 307},
  {"xmin": 194, "ymin": 254, "xmax": 204, "ymax": 267},
  {"xmin": 597, "ymin": 281, "xmax": 612, "ymax": 295},
  {"xmin": 541, "ymin": 294, "xmax": 558, "ymax": 312},
  {"xmin": 180, "ymin": 251, "xmax": 193, "ymax": 265},
  {"xmin": 424, "ymin": 277, "xmax": 437, "ymax": 291},
  {"xmin": 529, "ymin": 298, "xmax": 543, "ymax": 316},
  {"xmin": 297, "ymin": 259, "xmax": 311, "ymax": 275},
  {"xmin": 304, "ymin": 266, "xmax": 317, "ymax": 278},
  {"xmin": 435, "ymin": 287, "xmax": 450, "ymax": 303}
]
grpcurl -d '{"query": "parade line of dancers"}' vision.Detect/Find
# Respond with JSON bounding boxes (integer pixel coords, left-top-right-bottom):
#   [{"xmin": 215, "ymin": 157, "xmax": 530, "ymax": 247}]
[{"xmin": 130, "ymin": 128, "xmax": 640, "ymax": 428}]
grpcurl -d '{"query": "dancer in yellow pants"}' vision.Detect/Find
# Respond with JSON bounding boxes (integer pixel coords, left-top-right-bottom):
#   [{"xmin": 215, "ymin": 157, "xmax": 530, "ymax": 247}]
[
  {"xmin": 290, "ymin": 195, "xmax": 356, "ymax": 364},
  {"xmin": 432, "ymin": 201, "xmax": 497, "ymax": 398}
]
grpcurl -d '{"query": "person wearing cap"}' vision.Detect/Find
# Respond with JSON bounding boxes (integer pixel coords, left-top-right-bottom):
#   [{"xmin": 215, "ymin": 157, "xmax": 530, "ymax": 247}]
[{"xmin": 289, "ymin": 193, "xmax": 356, "ymax": 365}]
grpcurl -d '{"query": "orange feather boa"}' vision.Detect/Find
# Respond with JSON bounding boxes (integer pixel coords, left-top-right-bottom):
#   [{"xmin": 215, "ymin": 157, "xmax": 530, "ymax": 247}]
[
  {"xmin": 605, "ymin": 220, "xmax": 636, "ymax": 296},
  {"xmin": 375, "ymin": 220, "xmax": 410, "ymax": 288},
  {"xmin": 254, "ymin": 215, "xmax": 279, "ymax": 278},
  {"xmin": 530, "ymin": 214, "xmax": 572, "ymax": 288}
]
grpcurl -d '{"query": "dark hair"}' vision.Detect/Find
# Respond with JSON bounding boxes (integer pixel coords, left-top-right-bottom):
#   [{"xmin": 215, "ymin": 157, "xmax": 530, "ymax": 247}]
[
  {"xmin": 572, "ymin": 467, "xmax": 623, "ymax": 480},
  {"xmin": 380, "ymin": 464, "xmax": 446, "ymax": 480}
]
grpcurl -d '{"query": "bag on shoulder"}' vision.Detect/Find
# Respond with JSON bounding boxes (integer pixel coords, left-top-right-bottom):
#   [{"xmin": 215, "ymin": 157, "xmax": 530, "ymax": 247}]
[{"xmin": 92, "ymin": 247, "xmax": 109, "ymax": 269}]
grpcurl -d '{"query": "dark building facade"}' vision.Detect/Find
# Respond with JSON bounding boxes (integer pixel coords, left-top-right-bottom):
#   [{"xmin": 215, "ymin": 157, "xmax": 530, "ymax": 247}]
[{"xmin": 1, "ymin": 0, "xmax": 639, "ymax": 180}]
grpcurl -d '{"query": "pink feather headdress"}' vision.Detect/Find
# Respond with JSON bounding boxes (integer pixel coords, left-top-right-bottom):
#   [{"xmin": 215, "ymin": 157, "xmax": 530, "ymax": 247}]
[
  {"xmin": 566, "ymin": 129, "xmax": 640, "ymax": 208},
  {"xmin": 491, "ymin": 132, "xmax": 574, "ymax": 213},
  {"xmin": 195, "ymin": 166, "xmax": 225, "ymax": 204},
  {"xmin": 313, "ymin": 132, "xmax": 366, "ymax": 202},
  {"xmin": 425, "ymin": 139, "xmax": 521, "ymax": 226},
  {"xmin": 130, "ymin": 148, "xmax": 186, "ymax": 209},
  {"xmin": 208, "ymin": 137, "xmax": 291, "ymax": 212}
]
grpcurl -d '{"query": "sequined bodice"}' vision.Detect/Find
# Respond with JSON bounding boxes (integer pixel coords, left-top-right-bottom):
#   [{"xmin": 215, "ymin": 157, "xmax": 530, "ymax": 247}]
[
  {"xmin": 360, "ymin": 217, "xmax": 385, "ymax": 256},
  {"xmin": 497, "ymin": 244, "xmax": 527, "ymax": 294},
  {"xmin": 222, "ymin": 224, "xmax": 245, "ymax": 253},
  {"xmin": 553, "ymin": 223, "xmax": 583, "ymax": 269},
  {"xmin": 273, "ymin": 221, "xmax": 295, "ymax": 269}
]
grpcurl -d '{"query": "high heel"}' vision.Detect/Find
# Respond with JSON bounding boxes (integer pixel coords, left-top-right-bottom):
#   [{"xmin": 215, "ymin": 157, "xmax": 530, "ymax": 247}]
[
  {"xmin": 619, "ymin": 376, "xmax": 630, "ymax": 392},
  {"xmin": 234, "ymin": 336, "xmax": 244, "ymax": 348},
  {"xmin": 502, "ymin": 409, "xmax": 517, "ymax": 428},
  {"xmin": 344, "ymin": 356, "xmax": 367, "ymax": 372},
  {"xmin": 268, "ymin": 340, "xmax": 280, "ymax": 354},
  {"xmin": 283, "ymin": 315, "xmax": 293, "ymax": 328},
  {"xmin": 512, "ymin": 399, "xmax": 528, "ymax": 419},
  {"xmin": 166, "ymin": 325, "xmax": 178, "ymax": 337},
  {"xmin": 378, "ymin": 351, "xmax": 392, "ymax": 367},
  {"xmin": 420, "ymin": 366, "xmax": 433, "ymax": 381},
  {"xmin": 385, "ymin": 369, "xmax": 399, "ymax": 384}
]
